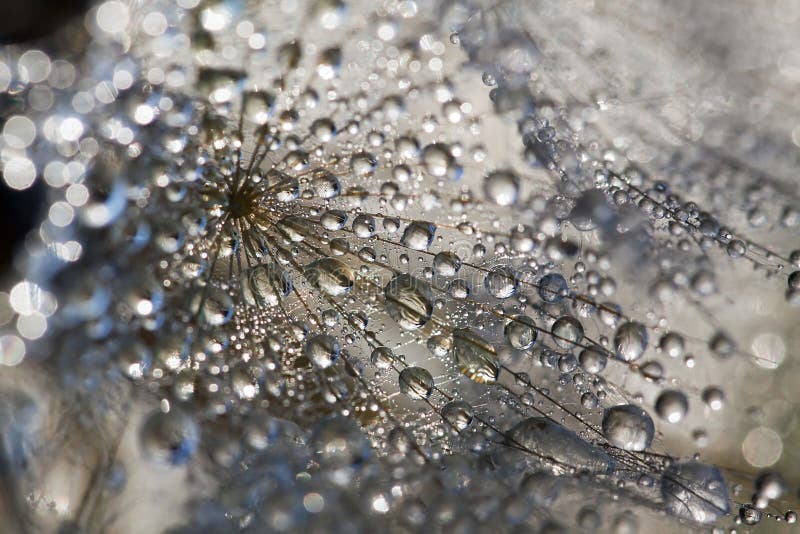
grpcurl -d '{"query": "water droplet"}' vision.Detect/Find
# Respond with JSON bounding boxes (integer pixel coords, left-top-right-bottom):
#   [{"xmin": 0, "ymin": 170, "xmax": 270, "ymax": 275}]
[
  {"xmin": 370, "ymin": 346, "xmax": 397, "ymax": 370},
  {"xmin": 655, "ymin": 390, "xmax": 688, "ymax": 423},
  {"xmin": 241, "ymin": 263, "xmax": 292, "ymax": 307},
  {"xmin": 550, "ymin": 315, "xmax": 584, "ymax": 349},
  {"xmin": 140, "ymin": 409, "xmax": 199, "ymax": 466},
  {"xmin": 538, "ymin": 273, "xmax": 567, "ymax": 303},
  {"xmin": 311, "ymin": 168, "xmax": 341, "ymax": 199},
  {"xmin": 601, "ymin": 405, "xmax": 654, "ymax": 452},
  {"xmin": 320, "ymin": 209, "xmax": 347, "ymax": 230},
  {"xmin": 384, "ymin": 274, "xmax": 434, "ymax": 330},
  {"xmin": 399, "ymin": 366, "xmax": 434, "ymax": 399},
  {"xmin": 350, "ymin": 151, "xmax": 378, "ymax": 177},
  {"xmin": 191, "ymin": 286, "xmax": 233, "ymax": 326},
  {"xmin": 506, "ymin": 417, "xmax": 614, "ymax": 475},
  {"xmin": 446, "ymin": 279, "xmax": 470, "ymax": 299},
  {"xmin": 659, "ymin": 333, "xmax": 684, "ymax": 358},
  {"xmin": 243, "ymin": 90, "xmax": 275, "ymax": 124},
  {"xmin": 277, "ymin": 215, "xmax": 310, "ymax": 242},
  {"xmin": 427, "ymin": 334, "xmax": 452, "ymax": 357},
  {"xmin": 484, "ymin": 170, "xmax": 520, "ymax": 206},
  {"xmin": 709, "ymin": 331, "xmax": 736, "ymax": 359},
  {"xmin": 452, "ymin": 328, "xmax": 500, "ymax": 383},
  {"xmin": 400, "ymin": 221, "xmax": 436, "ymax": 251},
  {"xmin": 441, "ymin": 400, "xmax": 474, "ymax": 431},
  {"xmin": 701, "ymin": 387, "xmax": 724, "ymax": 411},
  {"xmin": 484, "ymin": 265, "xmax": 519, "ymax": 299},
  {"xmin": 422, "ymin": 143, "xmax": 460, "ymax": 179},
  {"xmin": 433, "ymin": 251, "xmax": 461, "ymax": 276},
  {"xmin": 305, "ymin": 258, "xmax": 355, "ymax": 296},
  {"xmin": 310, "ymin": 118, "xmax": 337, "ymax": 142},
  {"xmin": 504, "ymin": 315, "xmax": 538, "ymax": 350},
  {"xmin": 352, "ymin": 214, "xmax": 376, "ymax": 238},
  {"xmin": 579, "ymin": 347, "xmax": 607, "ymax": 374},
  {"xmin": 317, "ymin": 47, "xmax": 342, "ymax": 79},
  {"xmin": 613, "ymin": 322, "xmax": 647, "ymax": 362},
  {"xmin": 661, "ymin": 461, "xmax": 729, "ymax": 524},
  {"xmin": 305, "ymin": 334, "xmax": 340, "ymax": 368}
]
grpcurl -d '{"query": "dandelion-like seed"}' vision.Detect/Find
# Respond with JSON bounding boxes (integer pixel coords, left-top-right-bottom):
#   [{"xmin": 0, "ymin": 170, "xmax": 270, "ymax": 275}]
[{"xmin": 0, "ymin": 0, "xmax": 799, "ymax": 532}]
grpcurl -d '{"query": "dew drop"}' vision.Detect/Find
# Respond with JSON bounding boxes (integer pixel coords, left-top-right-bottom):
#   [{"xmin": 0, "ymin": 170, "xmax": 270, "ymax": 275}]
[
  {"xmin": 446, "ymin": 279, "xmax": 470, "ymax": 299},
  {"xmin": 241, "ymin": 263, "xmax": 292, "ymax": 307},
  {"xmin": 311, "ymin": 168, "xmax": 341, "ymax": 199},
  {"xmin": 658, "ymin": 332, "xmax": 684, "ymax": 358},
  {"xmin": 441, "ymin": 400, "xmax": 474, "ymax": 431},
  {"xmin": 370, "ymin": 346, "xmax": 397, "ymax": 370},
  {"xmin": 400, "ymin": 221, "xmax": 436, "ymax": 251},
  {"xmin": 655, "ymin": 390, "xmax": 688, "ymax": 423},
  {"xmin": 350, "ymin": 151, "xmax": 378, "ymax": 177},
  {"xmin": 310, "ymin": 118, "xmax": 337, "ymax": 142},
  {"xmin": 506, "ymin": 417, "xmax": 614, "ymax": 475},
  {"xmin": 304, "ymin": 258, "xmax": 355, "ymax": 296},
  {"xmin": 484, "ymin": 169, "xmax": 520, "ymax": 206},
  {"xmin": 613, "ymin": 322, "xmax": 648, "ymax": 362},
  {"xmin": 384, "ymin": 274, "xmax": 434, "ymax": 330},
  {"xmin": 550, "ymin": 315, "xmax": 584, "ymax": 349},
  {"xmin": 421, "ymin": 143, "xmax": 460, "ymax": 179},
  {"xmin": 452, "ymin": 328, "xmax": 500, "ymax": 383},
  {"xmin": 538, "ymin": 273, "xmax": 567, "ymax": 303},
  {"xmin": 579, "ymin": 347, "xmax": 607, "ymax": 374},
  {"xmin": 191, "ymin": 286, "xmax": 233, "ymax": 326},
  {"xmin": 601, "ymin": 404, "xmax": 654, "ymax": 452},
  {"xmin": 660, "ymin": 461, "xmax": 729, "ymax": 524},
  {"xmin": 352, "ymin": 214, "xmax": 377, "ymax": 238},
  {"xmin": 504, "ymin": 315, "xmax": 538, "ymax": 350},
  {"xmin": 320, "ymin": 209, "xmax": 347, "ymax": 230},
  {"xmin": 305, "ymin": 333, "xmax": 340, "ymax": 369},
  {"xmin": 398, "ymin": 366, "xmax": 434, "ymax": 399},
  {"xmin": 484, "ymin": 265, "xmax": 519, "ymax": 299},
  {"xmin": 140, "ymin": 409, "xmax": 199, "ymax": 466},
  {"xmin": 433, "ymin": 251, "xmax": 462, "ymax": 276}
]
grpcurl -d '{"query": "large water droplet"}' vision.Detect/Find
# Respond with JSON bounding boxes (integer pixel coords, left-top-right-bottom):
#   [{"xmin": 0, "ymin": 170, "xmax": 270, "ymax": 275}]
[
  {"xmin": 191, "ymin": 286, "xmax": 233, "ymax": 326},
  {"xmin": 370, "ymin": 346, "xmax": 398, "ymax": 370},
  {"xmin": 422, "ymin": 143, "xmax": 461, "ymax": 180},
  {"xmin": 399, "ymin": 366, "xmax": 434, "ymax": 399},
  {"xmin": 400, "ymin": 221, "xmax": 436, "ymax": 251},
  {"xmin": 311, "ymin": 168, "xmax": 341, "ymax": 199},
  {"xmin": 452, "ymin": 328, "xmax": 500, "ymax": 383},
  {"xmin": 352, "ymin": 214, "xmax": 376, "ymax": 238},
  {"xmin": 433, "ymin": 251, "xmax": 461, "ymax": 276},
  {"xmin": 550, "ymin": 315, "xmax": 584, "ymax": 349},
  {"xmin": 538, "ymin": 273, "xmax": 567, "ymax": 303},
  {"xmin": 384, "ymin": 274, "xmax": 434, "ymax": 330},
  {"xmin": 484, "ymin": 169, "xmax": 520, "ymax": 206},
  {"xmin": 350, "ymin": 151, "xmax": 377, "ymax": 177},
  {"xmin": 506, "ymin": 417, "xmax": 614, "ymax": 475},
  {"xmin": 661, "ymin": 461, "xmax": 729, "ymax": 524},
  {"xmin": 241, "ymin": 263, "xmax": 292, "ymax": 307},
  {"xmin": 655, "ymin": 390, "xmax": 688, "ymax": 423},
  {"xmin": 140, "ymin": 409, "xmax": 199, "ymax": 466},
  {"xmin": 305, "ymin": 333, "xmax": 341, "ymax": 368},
  {"xmin": 601, "ymin": 404, "xmax": 654, "ymax": 452},
  {"xmin": 504, "ymin": 315, "xmax": 538, "ymax": 350},
  {"xmin": 441, "ymin": 400, "xmax": 474, "ymax": 431},
  {"xmin": 484, "ymin": 265, "xmax": 519, "ymax": 299},
  {"xmin": 320, "ymin": 209, "xmax": 347, "ymax": 230},
  {"xmin": 613, "ymin": 322, "xmax": 647, "ymax": 362},
  {"xmin": 305, "ymin": 258, "xmax": 355, "ymax": 296}
]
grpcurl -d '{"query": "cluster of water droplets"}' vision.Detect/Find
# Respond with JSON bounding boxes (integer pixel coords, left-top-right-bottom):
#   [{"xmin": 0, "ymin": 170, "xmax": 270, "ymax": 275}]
[{"xmin": 0, "ymin": 0, "xmax": 799, "ymax": 532}]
